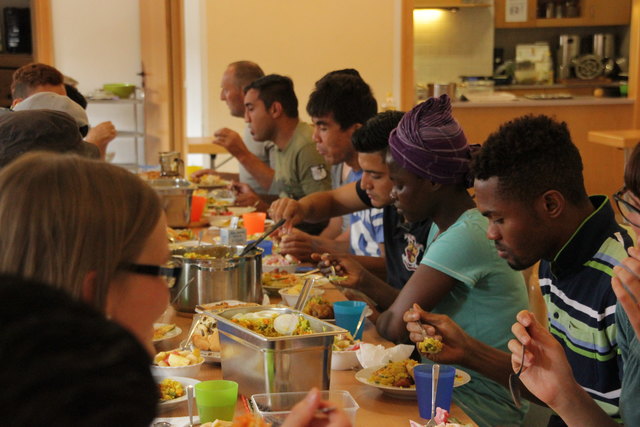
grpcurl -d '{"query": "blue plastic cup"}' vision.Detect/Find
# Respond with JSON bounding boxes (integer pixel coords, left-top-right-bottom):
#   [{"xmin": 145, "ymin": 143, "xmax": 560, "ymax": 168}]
[
  {"xmin": 414, "ymin": 364, "xmax": 456, "ymax": 419},
  {"xmin": 333, "ymin": 301, "xmax": 367, "ymax": 340}
]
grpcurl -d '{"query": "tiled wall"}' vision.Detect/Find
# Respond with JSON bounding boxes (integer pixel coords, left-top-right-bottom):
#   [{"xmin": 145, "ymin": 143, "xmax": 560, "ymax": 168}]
[{"xmin": 414, "ymin": 7, "xmax": 494, "ymax": 87}]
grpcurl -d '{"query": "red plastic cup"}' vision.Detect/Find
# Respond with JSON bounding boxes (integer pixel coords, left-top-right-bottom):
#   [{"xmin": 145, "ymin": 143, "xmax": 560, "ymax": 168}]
[
  {"xmin": 242, "ymin": 212, "xmax": 266, "ymax": 235},
  {"xmin": 190, "ymin": 195, "xmax": 206, "ymax": 222}
]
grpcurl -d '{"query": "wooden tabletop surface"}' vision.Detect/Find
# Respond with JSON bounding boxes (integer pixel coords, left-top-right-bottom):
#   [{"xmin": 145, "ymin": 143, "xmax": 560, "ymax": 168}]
[{"xmin": 155, "ymin": 286, "xmax": 478, "ymax": 426}]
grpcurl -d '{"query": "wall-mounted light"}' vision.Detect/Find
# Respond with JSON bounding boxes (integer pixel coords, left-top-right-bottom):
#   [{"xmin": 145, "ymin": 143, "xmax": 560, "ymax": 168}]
[{"xmin": 413, "ymin": 8, "xmax": 446, "ymax": 23}]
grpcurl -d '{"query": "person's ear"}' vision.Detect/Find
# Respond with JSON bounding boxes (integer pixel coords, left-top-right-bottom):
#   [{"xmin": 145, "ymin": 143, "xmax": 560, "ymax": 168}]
[
  {"xmin": 269, "ymin": 101, "xmax": 283, "ymax": 119},
  {"xmin": 81, "ymin": 270, "xmax": 97, "ymax": 304},
  {"xmin": 348, "ymin": 122, "xmax": 362, "ymax": 135},
  {"xmin": 539, "ymin": 190, "xmax": 565, "ymax": 219}
]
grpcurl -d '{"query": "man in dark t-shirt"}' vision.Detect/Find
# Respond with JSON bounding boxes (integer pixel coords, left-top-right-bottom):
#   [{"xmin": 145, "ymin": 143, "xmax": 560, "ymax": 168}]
[{"xmin": 354, "ymin": 180, "xmax": 429, "ymax": 289}]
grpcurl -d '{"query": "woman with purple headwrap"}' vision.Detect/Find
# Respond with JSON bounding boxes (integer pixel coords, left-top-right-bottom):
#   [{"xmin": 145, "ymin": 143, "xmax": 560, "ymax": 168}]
[{"xmin": 376, "ymin": 95, "xmax": 529, "ymax": 427}]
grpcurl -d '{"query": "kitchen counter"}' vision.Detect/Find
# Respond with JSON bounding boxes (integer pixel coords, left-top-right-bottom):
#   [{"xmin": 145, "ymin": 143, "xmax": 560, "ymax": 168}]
[{"xmin": 452, "ymin": 96, "xmax": 634, "ymax": 108}]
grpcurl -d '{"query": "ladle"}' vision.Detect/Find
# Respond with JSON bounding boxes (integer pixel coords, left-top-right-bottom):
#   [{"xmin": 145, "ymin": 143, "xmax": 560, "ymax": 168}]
[{"xmin": 239, "ymin": 218, "xmax": 286, "ymax": 257}]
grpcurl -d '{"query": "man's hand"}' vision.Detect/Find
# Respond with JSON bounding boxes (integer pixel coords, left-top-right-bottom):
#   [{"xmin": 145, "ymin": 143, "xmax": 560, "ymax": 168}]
[
  {"xmin": 403, "ymin": 304, "xmax": 470, "ymax": 365},
  {"xmin": 613, "ymin": 246, "xmax": 640, "ymax": 338},
  {"xmin": 231, "ymin": 182, "xmax": 266, "ymax": 210},
  {"xmin": 190, "ymin": 168, "xmax": 215, "ymax": 181},
  {"xmin": 311, "ymin": 253, "xmax": 364, "ymax": 289},
  {"xmin": 278, "ymin": 229, "xmax": 316, "ymax": 261},
  {"xmin": 509, "ymin": 310, "xmax": 579, "ymax": 408},
  {"xmin": 269, "ymin": 198, "xmax": 307, "ymax": 230},
  {"xmin": 213, "ymin": 127, "xmax": 249, "ymax": 158},
  {"xmin": 85, "ymin": 121, "xmax": 117, "ymax": 157}
]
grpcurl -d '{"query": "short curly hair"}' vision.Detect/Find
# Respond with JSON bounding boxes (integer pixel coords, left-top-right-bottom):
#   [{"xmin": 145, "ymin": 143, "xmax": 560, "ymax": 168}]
[
  {"xmin": 11, "ymin": 63, "xmax": 64, "ymax": 99},
  {"xmin": 472, "ymin": 115, "xmax": 587, "ymax": 205}
]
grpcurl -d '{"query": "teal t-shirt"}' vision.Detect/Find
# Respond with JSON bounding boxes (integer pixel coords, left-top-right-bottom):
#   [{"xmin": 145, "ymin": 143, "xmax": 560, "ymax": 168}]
[
  {"xmin": 617, "ymin": 302, "xmax": 640, "ymax": 425},
  {"xmin": 420, "ymin": 208, "xmax": 529, "ymax": 427}
]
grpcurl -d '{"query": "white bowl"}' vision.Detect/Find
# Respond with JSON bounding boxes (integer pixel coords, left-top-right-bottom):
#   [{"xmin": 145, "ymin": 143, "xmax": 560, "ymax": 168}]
[
  {"xmin": 278, "ymin": 287, "xmax": 324, "ymax": 307},
  {"xmin": 151, "ymin": 359, "xmax": 204, "ymax": 379},
  {"xmin": 262, "ymin": 264, "xmax": 297, "ymax": 274},
  {"xmin": 331, "ymin": 350, "xmax": 361, "ymax": 370}
]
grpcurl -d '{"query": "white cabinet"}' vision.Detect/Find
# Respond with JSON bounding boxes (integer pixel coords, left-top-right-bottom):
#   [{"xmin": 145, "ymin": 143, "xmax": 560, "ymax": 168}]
[{"xmin": 86, "ymin": 93, "xmax": 144, "ymax": 167}]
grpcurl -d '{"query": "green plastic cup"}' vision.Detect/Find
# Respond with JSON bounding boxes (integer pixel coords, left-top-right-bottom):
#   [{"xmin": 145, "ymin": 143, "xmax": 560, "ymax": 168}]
[{"xmin": 195, "ymin": 380, "xmax": 238, "ymax": 422}]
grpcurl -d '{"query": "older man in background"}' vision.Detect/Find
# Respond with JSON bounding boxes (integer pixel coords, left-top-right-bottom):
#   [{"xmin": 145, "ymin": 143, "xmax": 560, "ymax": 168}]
[{"xmin": 194, "ymin": 61, "xmax": 278, "ymax": 194}]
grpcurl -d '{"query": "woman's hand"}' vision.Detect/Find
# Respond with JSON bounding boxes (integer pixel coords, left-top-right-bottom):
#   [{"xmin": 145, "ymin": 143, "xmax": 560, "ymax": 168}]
[
  {"xmin": 311, "ymin": 253, "xmax": 364, "ymax": 289},
  {"xmin": 403, "ymin": 303, "xmax": 470, "ymax": 364},
  {"xmin": 281, "ymin": 388, "xmax": 352, "ymax": 427}
]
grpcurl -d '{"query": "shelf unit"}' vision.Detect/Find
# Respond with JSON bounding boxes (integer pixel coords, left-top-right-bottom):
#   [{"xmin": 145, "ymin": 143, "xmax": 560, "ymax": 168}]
[{"xmin": 86, "ymin": 94, "xmax": 144, "ymax": 167}]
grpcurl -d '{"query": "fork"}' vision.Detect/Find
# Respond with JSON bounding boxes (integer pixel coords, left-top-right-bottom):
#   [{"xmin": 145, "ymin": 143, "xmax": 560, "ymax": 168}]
[{"xmin": 508, "ymin": 343, "xmax": 526, "ymax": 408}]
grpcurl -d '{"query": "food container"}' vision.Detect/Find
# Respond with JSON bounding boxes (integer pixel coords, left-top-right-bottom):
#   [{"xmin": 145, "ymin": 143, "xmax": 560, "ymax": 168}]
[
  {"xmin": 151, "ymin": 359, "xmax": 204, "ymax": 379},
  {"xmin": 171, "ymin": 245, "xmax": 263, "ymax": 313},
  {"xmin": 331, "ymin": 350, "xmax": 361, "ymax": 371},
  {"xmin": 149, "ymin": 178, "xmax": 195, "ymax": 228},
  {"xmin": 251, "ymin": 390, "xmax": 359, "ymax": 426},
  {"xmin": 278, "ymin": 287, "xmax": 324, "ymax": 307},
  {"xmin": 209, "ymin": 306, "xmax": 347, "ymax": 396}
]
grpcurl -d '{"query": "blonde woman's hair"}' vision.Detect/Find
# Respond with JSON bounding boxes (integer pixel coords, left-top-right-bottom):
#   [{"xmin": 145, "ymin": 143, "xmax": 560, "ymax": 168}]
[{"xmin": 0, "ymin": 152, "xmax": 162, "ymax": 311}]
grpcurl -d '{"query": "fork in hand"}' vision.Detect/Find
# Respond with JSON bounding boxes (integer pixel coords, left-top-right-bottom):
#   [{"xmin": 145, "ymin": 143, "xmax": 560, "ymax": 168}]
[{"xmin": 508, "ymin": 343, "xmax": 526, "ymax": 408}]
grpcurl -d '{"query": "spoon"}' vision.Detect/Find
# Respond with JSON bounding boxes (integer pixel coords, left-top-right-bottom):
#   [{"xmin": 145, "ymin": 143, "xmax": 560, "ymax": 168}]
[
  {"xmin": 352, "ymin": 306, "xmax": 368, "ymax": 339},
  {"xmin": 509, "ymin": 343, "xmax": 526, "ymax": 408},
  {"xmin": 180, "ymin": 315, "xmax": 202, "ymax": 350},
  {"xmin": 425, "ymin": 363, "xmax": 440, "ymax": 427},
  {"xmin": 294, "ymin": 277, "xmax": 315, "ymax": 311},
  {"xmin": 187, "ymin": 385, "xmax": 195, "ymax": 426},
  {"xmin": 239, "ymin": 218, "xmax": 286, "ymax": 257}
]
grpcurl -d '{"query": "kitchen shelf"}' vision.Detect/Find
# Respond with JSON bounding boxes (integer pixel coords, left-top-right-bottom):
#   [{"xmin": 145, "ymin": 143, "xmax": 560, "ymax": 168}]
[{"xmin": 87, "ymin": 93, "xmax": 144, "ymax": 166}]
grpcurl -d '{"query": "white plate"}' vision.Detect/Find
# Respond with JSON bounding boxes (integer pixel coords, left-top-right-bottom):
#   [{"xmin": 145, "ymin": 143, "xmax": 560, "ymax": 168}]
[
  {"xmin": 354, "ymin": 365, "xmax": 470, "ymax": 400},
  {"xmin": 153, "ymin": 323, "xmax": 182, "ymax": 343},
  {"xmin": 155, "ymin": 376, "xmax": 200, "ymax": 410}
]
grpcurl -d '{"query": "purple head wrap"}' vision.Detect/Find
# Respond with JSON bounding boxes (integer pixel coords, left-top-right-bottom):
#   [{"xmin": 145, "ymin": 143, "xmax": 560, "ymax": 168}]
[{"xmin": 389, "ymin": 94, "xmax": 474, "ymax": 187}]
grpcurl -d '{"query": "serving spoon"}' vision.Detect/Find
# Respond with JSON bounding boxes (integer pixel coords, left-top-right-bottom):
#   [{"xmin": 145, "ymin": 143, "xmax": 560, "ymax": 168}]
[{"xmin": 239, "ymin": 218, "xmax": 286, "ymax": 257}]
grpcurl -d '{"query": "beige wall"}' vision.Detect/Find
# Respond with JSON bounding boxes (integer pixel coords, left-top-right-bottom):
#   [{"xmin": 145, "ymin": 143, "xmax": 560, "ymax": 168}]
[
  {"xmin": 414, "ymin": 7, "xmax": 494, "ymax": 88},
  {"xmin": 204, "ymin": 0, "xmax": 402, "ymax": 137},
  {"xmin": 51, "ymin": 0, "xmax": 142, "ymax": 164}
]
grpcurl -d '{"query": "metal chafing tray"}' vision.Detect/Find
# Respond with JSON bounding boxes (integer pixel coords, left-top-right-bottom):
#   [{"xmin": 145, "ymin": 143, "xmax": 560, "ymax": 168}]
[{"xmin": 208, "ymin": 305, "xmax": 346, "ymax": 396}]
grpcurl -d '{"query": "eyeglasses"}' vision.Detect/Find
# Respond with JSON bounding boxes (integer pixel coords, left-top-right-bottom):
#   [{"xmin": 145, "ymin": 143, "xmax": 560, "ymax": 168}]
[
  {"xmin": 614, "ymin": 187, "xmax": 640, "ymax": 228},
  {"xmin": 120, "ymin": 262, "xmax": 182, "ymax": 288}
]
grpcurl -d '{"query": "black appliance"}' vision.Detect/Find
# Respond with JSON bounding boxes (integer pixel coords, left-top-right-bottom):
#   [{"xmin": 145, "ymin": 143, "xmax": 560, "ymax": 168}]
[{"xmin": 4, "ymin": 7, "xmax": 32, "ymax": 54}]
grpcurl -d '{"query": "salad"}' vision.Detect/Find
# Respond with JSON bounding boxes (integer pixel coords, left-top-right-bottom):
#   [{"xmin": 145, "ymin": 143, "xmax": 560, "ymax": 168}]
[
  {"xmin": 263, "ymin": 253, "xmax": 299, "ymax": 266},
  {"xmin": 332, "ymin": 332, "xmax": 360, "ymax": 351}
]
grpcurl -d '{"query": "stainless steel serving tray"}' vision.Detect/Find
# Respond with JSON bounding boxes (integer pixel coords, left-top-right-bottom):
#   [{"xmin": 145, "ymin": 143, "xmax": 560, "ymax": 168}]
[{"xmin": 209, "ymin": 306, "xmax": 346, "ymax": 396}]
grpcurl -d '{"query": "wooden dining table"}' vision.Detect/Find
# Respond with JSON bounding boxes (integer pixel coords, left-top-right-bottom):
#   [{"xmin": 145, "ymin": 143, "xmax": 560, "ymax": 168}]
[{"xmin": 156, "ymin": 285, "xmax": 478, "ymax": 426}]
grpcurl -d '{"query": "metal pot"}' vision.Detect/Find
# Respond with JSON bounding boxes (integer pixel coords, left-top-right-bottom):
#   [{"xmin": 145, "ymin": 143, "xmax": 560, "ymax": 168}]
[
  {"xmin": 170, "ymin": 245, "xmax": 263, "ymax": 313},
  {"xmin": 149, "ymin": 178, "xmax": 195, "ymax": 228}
]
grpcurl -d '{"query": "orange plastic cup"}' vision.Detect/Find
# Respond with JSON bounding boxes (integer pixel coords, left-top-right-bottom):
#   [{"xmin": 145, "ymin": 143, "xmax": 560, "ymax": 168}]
[
  {"xmin": 190, "ymin": 195, "xmax": 206, "ymax": 222},
  {"xmin": 242, "ymin": 212, "xmax": 266, "ymax": 235}
]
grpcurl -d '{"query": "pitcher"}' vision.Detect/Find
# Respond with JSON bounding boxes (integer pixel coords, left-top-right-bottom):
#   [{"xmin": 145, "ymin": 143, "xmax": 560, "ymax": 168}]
[{"xmin": 159, "ymin": 151, "xmax": 184, "ymax": 177}]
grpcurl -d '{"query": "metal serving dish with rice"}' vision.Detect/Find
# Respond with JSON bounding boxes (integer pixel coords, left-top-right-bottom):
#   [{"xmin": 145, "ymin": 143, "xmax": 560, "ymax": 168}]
[{"xmin": 209, "ymin": 306, "xmax": 346, "ymax": 396}]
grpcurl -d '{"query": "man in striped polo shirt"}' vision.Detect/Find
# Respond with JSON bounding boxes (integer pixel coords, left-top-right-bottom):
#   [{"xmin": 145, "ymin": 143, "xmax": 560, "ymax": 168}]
[{"xmin": 404, "ymin": 115, "xmax": 632, "ymax": 426}]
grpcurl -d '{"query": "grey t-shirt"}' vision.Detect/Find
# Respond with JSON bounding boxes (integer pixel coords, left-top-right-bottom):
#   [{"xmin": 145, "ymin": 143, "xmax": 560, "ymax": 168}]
[
  {"xmin": 241, "ymin": 125, "xmax": 278, "ymax": 195},
  {"xmin": 331, "ymin": 163, "xmax": 351, "ymax": 233}
]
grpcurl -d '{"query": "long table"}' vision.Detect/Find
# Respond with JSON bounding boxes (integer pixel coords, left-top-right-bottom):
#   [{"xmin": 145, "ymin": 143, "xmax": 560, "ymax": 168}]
[{"xmin": 157, "ymin": 286, "xmax": 477, "ymax": 426}]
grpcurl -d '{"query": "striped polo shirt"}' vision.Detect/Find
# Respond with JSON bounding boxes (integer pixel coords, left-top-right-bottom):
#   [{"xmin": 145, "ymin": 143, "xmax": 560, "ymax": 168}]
[{"xmin": 540, "ymin": 195, "xmax": 633, "ymax": 423}]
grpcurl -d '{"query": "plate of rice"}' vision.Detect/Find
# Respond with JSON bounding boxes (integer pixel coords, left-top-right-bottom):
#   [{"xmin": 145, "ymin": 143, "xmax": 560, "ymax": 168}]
[{"xmin": 355, "ymin": 360, "xmax": 470, "ymax": 399}]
